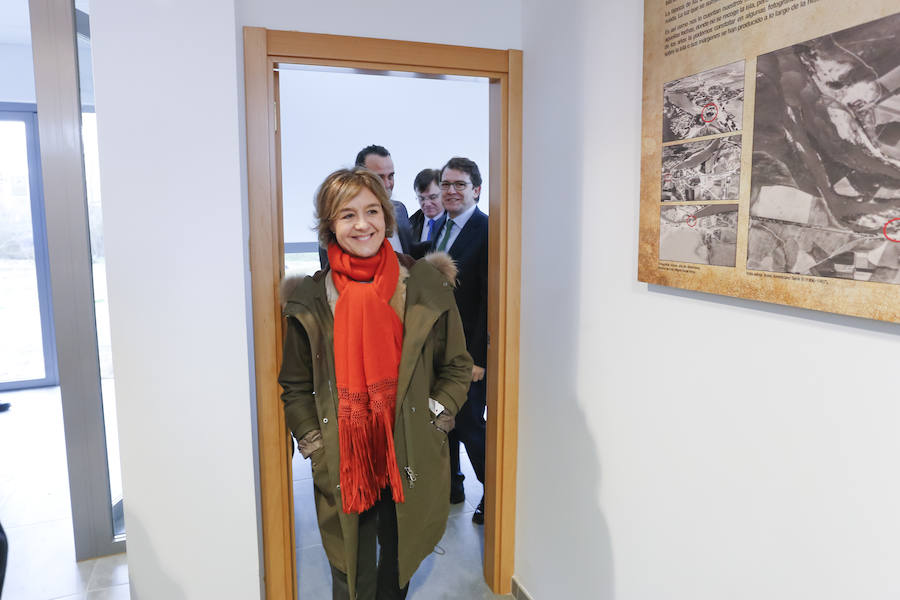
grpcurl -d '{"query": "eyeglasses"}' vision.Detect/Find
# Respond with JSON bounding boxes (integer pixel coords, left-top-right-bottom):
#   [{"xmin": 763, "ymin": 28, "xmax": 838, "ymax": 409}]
[
  {"xmin": 417, "ymin": 193, "xmax": 441, "ymax": 203},
  {"xmin": 440, "ymin": 181, "xmax": 471, "ymax": 191}
]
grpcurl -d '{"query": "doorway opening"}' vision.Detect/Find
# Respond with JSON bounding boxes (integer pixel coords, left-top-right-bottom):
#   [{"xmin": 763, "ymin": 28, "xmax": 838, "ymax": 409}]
[
  {"xmin": 277, "ymin": 63, "xmax": 492, "ymax": 597},
  {"xmin": 244, "ymin": 29, "xmax": 521, "ymax": 599}
]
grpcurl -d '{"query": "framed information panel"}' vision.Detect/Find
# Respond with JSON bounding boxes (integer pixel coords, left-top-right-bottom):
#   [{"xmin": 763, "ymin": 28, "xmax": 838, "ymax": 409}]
[{"xmin": 638, "ymin": 0, "xmax": 900, "ymax": 322}]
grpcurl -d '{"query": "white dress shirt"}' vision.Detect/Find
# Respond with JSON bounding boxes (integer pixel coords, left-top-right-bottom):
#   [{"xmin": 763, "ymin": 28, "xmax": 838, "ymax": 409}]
[
  {"xmin": 437, "ymin": 203, "xmax": 478, "ymax": 251},
  {"xmin": 388, "ymin": 232, "xmax": 403, "ymax": 253}
]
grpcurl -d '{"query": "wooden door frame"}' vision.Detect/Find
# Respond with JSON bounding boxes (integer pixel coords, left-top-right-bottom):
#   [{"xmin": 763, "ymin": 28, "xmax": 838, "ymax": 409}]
[{"xmin": 243, "ymin": 28, "xmax": 522, "ymax": 598}]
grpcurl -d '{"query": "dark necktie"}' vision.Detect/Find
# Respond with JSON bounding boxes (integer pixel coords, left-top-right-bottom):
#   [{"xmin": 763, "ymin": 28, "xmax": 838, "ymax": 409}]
[
  {"xmin": 426, "ymin": 218, "xmax": 436, "ymax": 241},
  {"xmin": 437, "ymin": 219, "xmax": 455, "ymax": 252}
]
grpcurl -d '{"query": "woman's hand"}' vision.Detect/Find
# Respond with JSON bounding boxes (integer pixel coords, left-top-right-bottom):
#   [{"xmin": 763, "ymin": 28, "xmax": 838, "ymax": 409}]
[
  {"xmin": 472, "ymin": 365, "xmax": 485, "ymax": 382},
  {"xmin": 434, "ymin": 412, "xmax": 455, "ymax": 434}
]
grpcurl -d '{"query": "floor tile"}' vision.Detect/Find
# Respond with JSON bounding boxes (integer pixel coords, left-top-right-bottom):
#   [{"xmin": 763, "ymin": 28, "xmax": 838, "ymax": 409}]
[
  {"xmin": 293, "ymin": 440, "xmax": 503, "ymax": 598},
  {"xmin": 297, "ymin": 544, "xmax": 333, "ymax": 600},
  {"xmin": 293, "ymin": 479, "xmax": 323, "ymax": 550},
  {"xmin": 87, "ymin": 553, "xmax": 129, "ymax": 590},
  {"xmin": 86, "ymin": 584, "xmax": 131, "ymax": 600},
  {"xmin": 407, "ymin": 511, "xmax": 503, "ymax": 599},
  {"xmin": 0, "ymin": 388, "xmax": 131, "ymax": 600},
  {"xmin": 3, "ymin": 519, "xmax": 93, "ymax": 600},
  {"xmin": 0, "ymin": 481, "xmax": 73, "ymax": 528},
  {"xmin": 292, "ymin": 443, "xmax": 312, "ymax": 482}
]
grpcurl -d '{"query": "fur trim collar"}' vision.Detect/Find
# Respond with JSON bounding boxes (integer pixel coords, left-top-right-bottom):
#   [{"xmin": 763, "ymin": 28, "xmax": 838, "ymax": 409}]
[
  {"xmin": 279, "ymin": 251, "xmax": 458, "ymax": 312},
  {"xmin": 423, "ymin": 251, "xmax": 458, "ymax": 286},
  {"xmin": 279, "ymin": 274, "xmax": 304, "ymax": 309}
]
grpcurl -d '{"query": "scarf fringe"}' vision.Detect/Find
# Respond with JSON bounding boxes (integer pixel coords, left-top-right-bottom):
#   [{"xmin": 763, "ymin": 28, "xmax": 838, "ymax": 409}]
[{"xmin": 338, "ymin": 383, "xmax": 405, "ymax": 514}]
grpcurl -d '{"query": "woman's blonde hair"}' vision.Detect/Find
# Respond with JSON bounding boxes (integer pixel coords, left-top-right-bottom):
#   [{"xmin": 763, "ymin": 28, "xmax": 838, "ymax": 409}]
[{"xmin": 314, "ymin": 167, "xmax": 396, "ymax": 248}]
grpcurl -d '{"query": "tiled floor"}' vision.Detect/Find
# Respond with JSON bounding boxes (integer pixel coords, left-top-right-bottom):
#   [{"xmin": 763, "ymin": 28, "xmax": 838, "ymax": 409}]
[
  {"xmin": 293, "ymin": 441, "xmax": 513, "ymax": 599},
  {"xmin": 0, "ymin": 387, "xmax": 129, "ymax": 600}
]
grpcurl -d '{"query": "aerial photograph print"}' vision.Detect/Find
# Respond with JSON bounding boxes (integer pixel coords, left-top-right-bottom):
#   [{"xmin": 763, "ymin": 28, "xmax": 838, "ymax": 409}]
[
  {"xmin": 748, "ymin": 12, "xmax": 900, "ymax": 284},
  {"xmin": 661, "ymin": 134, "xmax": 742, "ymax": 202},
  {"xmin": 659, "ymin": 204, "xmax": 739, "ymax": 266},
  {"xmin": 662, "ymin": 60, "xmax": 745, "ymax": 143}
]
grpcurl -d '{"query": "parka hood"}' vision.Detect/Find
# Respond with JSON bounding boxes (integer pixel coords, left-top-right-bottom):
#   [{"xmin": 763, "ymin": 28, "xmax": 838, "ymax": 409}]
[{"xmin": 279, "ymin": 251, "xmax": 457, "ymax": 310}]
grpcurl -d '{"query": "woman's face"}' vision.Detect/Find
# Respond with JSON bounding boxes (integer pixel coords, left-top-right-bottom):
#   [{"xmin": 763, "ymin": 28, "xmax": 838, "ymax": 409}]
[{"xmin": 331, "ymin": 188, "xmax": 386, "ymax": 258}]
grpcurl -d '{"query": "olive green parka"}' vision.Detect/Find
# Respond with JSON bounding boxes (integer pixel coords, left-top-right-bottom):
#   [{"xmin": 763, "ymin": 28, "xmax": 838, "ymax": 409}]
[{"xmin": 278, "ymin": 252, "xmax": 473, "ymax": 598}]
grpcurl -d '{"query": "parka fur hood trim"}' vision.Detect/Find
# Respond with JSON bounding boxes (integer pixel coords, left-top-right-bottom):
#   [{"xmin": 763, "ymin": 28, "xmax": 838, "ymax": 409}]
[
  {"xmin": 422, "ymin": 251, "xmax": 458, "ymax": 286},
  {"xmin": 279, "ymin": 251, "xmax": 457, "ymax": 311}
]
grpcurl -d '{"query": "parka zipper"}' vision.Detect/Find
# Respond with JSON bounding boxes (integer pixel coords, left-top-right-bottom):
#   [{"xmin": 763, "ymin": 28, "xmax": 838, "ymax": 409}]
[{"xmin": 401, "ymin": 395, "xmax": 417, "ymax": 489}]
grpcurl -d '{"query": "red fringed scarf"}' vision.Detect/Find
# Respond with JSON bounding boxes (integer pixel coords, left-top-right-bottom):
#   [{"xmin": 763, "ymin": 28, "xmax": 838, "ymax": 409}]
[{"xmin": 328, "ymin": 241, "xmax": 405, "ymax": 513}]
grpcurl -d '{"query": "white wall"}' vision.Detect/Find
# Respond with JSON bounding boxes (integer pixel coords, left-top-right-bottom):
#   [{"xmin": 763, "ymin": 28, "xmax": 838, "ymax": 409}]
[
  {"xmin": 90, "ymin": 1, "xmax": 261, "ymax": 598},
  {"xmin": 236, "ymin": 0, "xmax": 522, "ymax": 50},
  {"xmin": 516, "ymin": 2, "xmax": 900, "ymax": 600},
  {"xmin": 83, "ymin": 0, "xmax": 900, "ymax": 597},
  {"xmin": 87, "ymin": 0, "xmax": 521, "ymax": 598}
]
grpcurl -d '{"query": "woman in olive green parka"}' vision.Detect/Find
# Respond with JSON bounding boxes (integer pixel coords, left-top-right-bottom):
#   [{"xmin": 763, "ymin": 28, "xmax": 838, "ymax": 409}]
[{"xmin": 279, "ymin": 168, "xmax": 473, "ymax": 600}]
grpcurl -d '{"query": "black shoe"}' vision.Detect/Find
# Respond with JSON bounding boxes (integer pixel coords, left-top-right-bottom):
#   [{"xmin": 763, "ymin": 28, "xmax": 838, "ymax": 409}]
[
  {"xmin": 0, "ymin": 403, "xmax": 9, "ymax": 413},
  {"xmin": 472, "ymin": 496, "xmax": 484, "ymax": 525},
  {"xmin": 450, "ymin": 486, "xmax": 465, "ymax": 504}
]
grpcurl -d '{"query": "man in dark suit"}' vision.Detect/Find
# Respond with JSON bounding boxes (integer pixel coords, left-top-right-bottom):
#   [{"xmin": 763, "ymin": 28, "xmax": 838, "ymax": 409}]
[
  {"xmin": 356, "ymin": 145, "xmax": 415, "ymax": 254},
  {"xmin": 434, "ymin": 157, "xmax": 489, "ymax": 524},
  {"xmin": 408, "ymin": 168, "xmax": 447, "ymax": 246},
  {"xmin": 319, "ymin": 145, "xmax": 417, "ymax": 267}
]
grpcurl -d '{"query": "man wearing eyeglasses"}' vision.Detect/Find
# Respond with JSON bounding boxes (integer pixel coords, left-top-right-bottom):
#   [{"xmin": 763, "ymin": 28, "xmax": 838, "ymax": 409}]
[
  {"xmin": 409, "ymin": 168, "xmax": 447, "ymax": 245},
  {"xmin": 434, "ymin": 156, "xmax": 489, "ymax": 525}
]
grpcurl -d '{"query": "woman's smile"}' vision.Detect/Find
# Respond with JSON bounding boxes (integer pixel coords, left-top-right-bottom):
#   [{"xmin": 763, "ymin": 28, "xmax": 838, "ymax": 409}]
[{"xmin": 331, "ymin": 188, "xmax": 386, "ymax": 257}]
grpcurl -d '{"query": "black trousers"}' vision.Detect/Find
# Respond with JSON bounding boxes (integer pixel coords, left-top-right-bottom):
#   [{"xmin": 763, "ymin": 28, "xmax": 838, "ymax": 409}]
[
  {"xmin": 331, "ymin": 489, "xmax": 408, "ymax": 600},
  {"xmin": 0, "ymin": 519, "xmax": 7, "ymax": 598},
  {"xmin": 449, "ymin": 377, "xmax": 487, "ymax": 490}
]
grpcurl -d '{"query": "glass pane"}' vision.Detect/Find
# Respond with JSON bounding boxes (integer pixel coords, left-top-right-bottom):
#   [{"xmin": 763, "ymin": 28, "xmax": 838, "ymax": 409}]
[
  {"xmin": 76, "ymin": 2, "xmax": 125, "ymax": 538},
  {"xmin": 0, "ymin": 120, "xmax": 46, "ymax": 383},
  {"xmin": 285, "ymin": 252, "xmax": 321, "ymax": 278}
]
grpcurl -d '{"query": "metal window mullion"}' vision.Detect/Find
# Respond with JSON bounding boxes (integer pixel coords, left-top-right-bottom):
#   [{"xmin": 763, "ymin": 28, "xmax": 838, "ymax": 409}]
[
  {"xmin": 29, "ymin": 0, "xmax": 121, "ymax": 560},
  {"xmin": 26, "ymin": 110, "xmax": 60, "ymax": 386}
]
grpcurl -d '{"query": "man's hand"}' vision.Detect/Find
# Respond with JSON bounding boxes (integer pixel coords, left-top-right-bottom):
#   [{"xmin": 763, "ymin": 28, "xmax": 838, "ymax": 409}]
[{"xmin": 472, "ymin": 365, "xmax": 485, "ymax": 382}]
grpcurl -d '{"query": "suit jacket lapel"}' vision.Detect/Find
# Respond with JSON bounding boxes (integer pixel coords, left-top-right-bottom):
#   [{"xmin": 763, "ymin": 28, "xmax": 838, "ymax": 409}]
[
  {"xmin": 448, "ymin": 207, "xmax": 482, "ymax": 253},
  {"xmin": 409, "ymin": 211, "xmax": 423, "ymax": 240}
]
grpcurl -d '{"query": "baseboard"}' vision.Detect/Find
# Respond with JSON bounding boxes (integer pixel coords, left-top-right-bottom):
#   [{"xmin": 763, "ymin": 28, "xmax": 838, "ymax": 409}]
[{"xmin": 511, "ymin": 576, "xmax": 534, "ymax": 600}]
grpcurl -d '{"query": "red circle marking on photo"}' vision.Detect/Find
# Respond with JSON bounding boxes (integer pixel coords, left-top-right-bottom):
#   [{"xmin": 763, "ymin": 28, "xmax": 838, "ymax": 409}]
[
  {"xmin": 884, "ymin": 217, "xmax": 900, "ymax": 243},
  {"xmin": 686, "ymin": 214, "xmax": 697, "ymax": 228},
  {"xmin": 701, "ymin": 102, "xmax": 718, "ymax": 123}
]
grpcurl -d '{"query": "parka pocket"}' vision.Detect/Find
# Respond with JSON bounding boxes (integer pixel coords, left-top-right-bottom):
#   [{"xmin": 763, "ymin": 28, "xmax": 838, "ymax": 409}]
[{"xmin": 310, "ymin": 447, "xmax": 330, "ymax": 493}]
